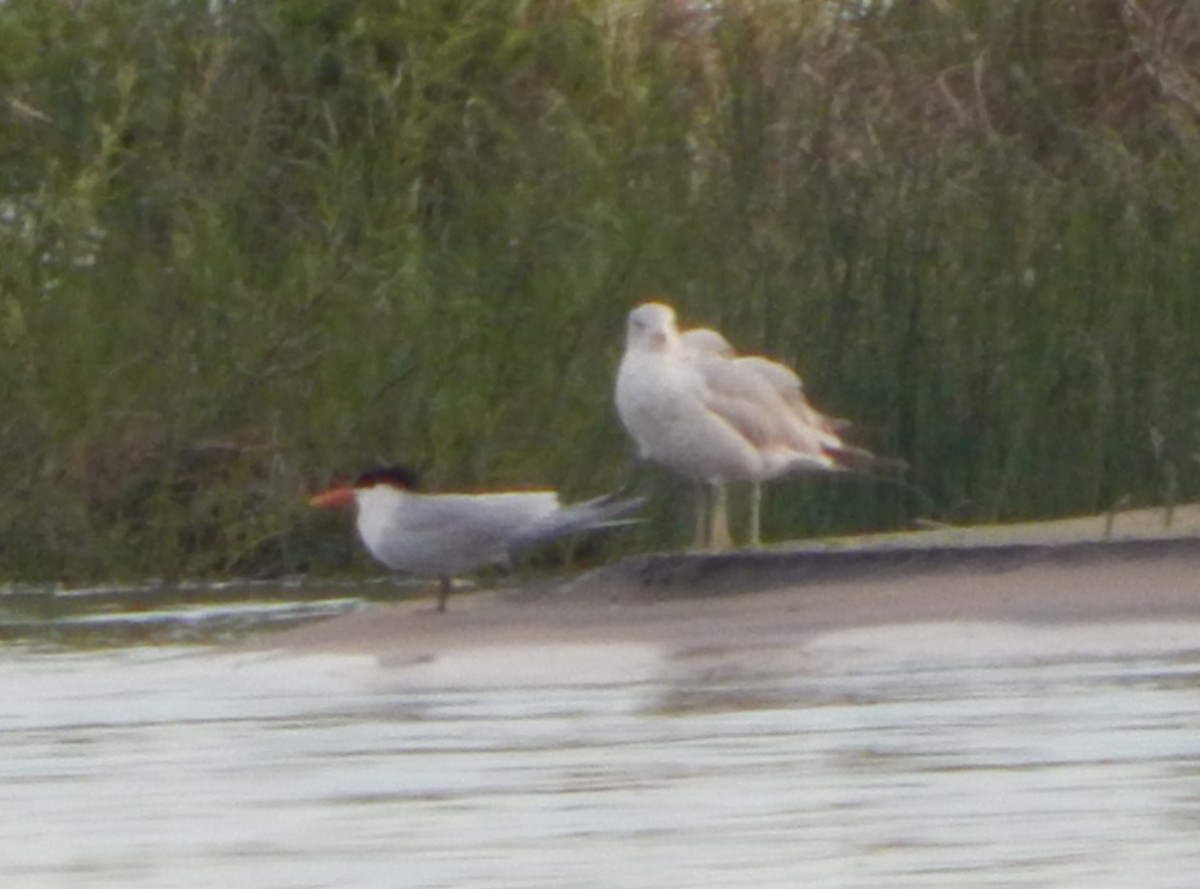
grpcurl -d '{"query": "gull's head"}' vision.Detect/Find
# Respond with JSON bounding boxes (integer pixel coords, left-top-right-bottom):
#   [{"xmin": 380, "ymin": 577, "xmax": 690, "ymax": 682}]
[
  {"xmin": 309, "ymin": 465, "xmax": 421, "ymax": 510},
  {"xmin": 680, "ymin": 327, "xmax": 735, "ymax": 359},
  {"xmin": 625, "ymin": 301, "xmax": 679, "ymax": 353}
]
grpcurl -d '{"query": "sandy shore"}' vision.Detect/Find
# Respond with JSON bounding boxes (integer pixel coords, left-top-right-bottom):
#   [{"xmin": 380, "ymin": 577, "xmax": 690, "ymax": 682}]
[{"xmin": 250, "ymin": 504, "xmax": 1200, "ymax": 683}]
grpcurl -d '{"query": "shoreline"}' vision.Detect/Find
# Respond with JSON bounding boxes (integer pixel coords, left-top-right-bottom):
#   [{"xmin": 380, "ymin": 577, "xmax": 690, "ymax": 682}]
[{"xmin": 248, "ymin": 506, "xmax": 1200, "ymax": 682}]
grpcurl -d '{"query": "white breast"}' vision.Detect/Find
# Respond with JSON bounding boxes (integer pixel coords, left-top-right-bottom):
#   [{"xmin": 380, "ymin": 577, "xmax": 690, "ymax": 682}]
[{"xmin": 615, "ymin": 345, "xmax": 766, "ymax": 484}]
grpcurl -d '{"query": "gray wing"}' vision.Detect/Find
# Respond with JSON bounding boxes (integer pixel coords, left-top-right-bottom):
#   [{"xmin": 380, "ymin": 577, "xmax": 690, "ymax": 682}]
[{"xmin": 379, "ymin": 492, "xmax": 559, "ymax": 576}]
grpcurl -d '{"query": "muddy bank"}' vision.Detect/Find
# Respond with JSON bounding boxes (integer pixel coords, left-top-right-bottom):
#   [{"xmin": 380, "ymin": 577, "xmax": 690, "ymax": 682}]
[
  {"xmin": 254, "ymin": 505, "xmax": 1200, "ymax": 667},
  {"xmin": 547, "ymin": 535, "xmax": 1200, "ymax": 604}
]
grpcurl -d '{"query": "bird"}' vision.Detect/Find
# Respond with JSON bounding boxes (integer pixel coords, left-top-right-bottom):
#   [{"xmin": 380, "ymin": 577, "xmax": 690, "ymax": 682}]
[
  {"xmin": 614, "ymin": 301, "xmax": 903, "ymax": 550},
  {"xmin": 309, "ymin": 465, "xmax": 643, "ymax": 611}
]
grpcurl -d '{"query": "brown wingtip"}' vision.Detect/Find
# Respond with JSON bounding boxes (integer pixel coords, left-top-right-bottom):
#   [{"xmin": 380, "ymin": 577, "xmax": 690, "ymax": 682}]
[{"xmin": 823, "ymin": 445, "xmax": 909, "ymax": 476}]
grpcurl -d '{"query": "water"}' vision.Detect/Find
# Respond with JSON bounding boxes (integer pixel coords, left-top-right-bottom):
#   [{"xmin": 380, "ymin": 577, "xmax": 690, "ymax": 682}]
[
  {"xmin": 2, "ymin": 586, "xmax": 1200, "ymax": 888},
  {"xmin": 0, "ymin": 578, "xmax": 407, "ymax": 647}
]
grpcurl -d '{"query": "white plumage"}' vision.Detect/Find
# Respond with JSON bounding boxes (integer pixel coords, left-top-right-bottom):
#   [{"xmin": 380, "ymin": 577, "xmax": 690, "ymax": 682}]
[
  {"xmin": 615, "ymin": 301, "xmax": 898, "ymax": 549},
  {"xmin": 311, "ymin": 466, "xmax": 642, "ymax": 610}
]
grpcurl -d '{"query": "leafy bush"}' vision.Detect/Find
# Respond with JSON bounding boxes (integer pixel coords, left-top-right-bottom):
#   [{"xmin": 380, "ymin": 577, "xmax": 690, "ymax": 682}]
[{"xmin": 1, "ymin": 0, "xmax": 1199, "ymax": 579}]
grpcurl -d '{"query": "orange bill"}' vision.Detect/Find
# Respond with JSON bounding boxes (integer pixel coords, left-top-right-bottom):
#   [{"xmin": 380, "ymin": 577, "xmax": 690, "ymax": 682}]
[{"xmin": 308, "ymin": 486, "xmax": 354, "ymax": 508}]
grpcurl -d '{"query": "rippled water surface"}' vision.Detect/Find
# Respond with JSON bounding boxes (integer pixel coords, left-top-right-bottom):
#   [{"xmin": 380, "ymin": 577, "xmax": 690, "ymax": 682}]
[{"xmin": 3, "ymin": 587, "xmax": 1200, "ymax": 888}]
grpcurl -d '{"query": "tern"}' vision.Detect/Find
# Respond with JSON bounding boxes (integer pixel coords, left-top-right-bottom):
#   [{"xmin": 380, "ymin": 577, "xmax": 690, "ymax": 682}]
[
  {"xmin": 310, "ymin": 466, "xmax": 643, "ymax": 611},
  {"xmin": 614, "ymin": 301, "xmax": 903, "ymax": 549}
]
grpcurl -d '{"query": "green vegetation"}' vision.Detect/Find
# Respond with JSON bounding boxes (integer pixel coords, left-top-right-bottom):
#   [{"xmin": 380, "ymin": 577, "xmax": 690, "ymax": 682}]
[{"xmin": 2, "ymin": 0, "xmax": 1199, "ymax": 581}]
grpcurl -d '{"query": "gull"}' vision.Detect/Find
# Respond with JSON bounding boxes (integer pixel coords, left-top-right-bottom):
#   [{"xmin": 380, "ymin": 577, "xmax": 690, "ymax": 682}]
[
  {"xmin": 614, "ymin": 301, "xmax": 902, "ymax": 549},
  {"xmin": 310, "ymin": 465, "xmax": 643, "ymax": 611},
  {"xmin": 679, "ymin": 325, "xmax": 841, "ymax": 547}
]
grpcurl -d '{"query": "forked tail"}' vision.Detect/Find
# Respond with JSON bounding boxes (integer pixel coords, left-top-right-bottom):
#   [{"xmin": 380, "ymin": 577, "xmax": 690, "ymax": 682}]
[{"xmin": 508, "ymin": 491, "xmax": 645, "ymax": 553}]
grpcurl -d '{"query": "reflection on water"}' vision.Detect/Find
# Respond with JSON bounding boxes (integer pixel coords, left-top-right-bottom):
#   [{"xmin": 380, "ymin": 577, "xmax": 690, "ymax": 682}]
[{"xmin": 2, "ymin": 603, "xmax": 1199, "ymax": 888}]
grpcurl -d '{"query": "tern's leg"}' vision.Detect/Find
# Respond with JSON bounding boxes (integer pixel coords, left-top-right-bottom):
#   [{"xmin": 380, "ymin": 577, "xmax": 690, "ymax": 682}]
[
  {"xmin": 708, "ymin": 482, "xmax": 733, "ymax": 552},
  {"xmin": 436, "ymin": 576, "xmax": 451, "ymax": 612},
  {"xmin": 691, "ymin": 482, "xmax": 710, "ymax": 551},
  {"xmin": 748, "ymin": 482, "xmax": 763, "ymax": 549}
]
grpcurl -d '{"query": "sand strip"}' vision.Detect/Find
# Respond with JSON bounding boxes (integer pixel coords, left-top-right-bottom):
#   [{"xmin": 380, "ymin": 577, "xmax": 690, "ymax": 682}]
[{"xmin": 250, "ymin": 529, "xmax": 1200, "ymax": 681}]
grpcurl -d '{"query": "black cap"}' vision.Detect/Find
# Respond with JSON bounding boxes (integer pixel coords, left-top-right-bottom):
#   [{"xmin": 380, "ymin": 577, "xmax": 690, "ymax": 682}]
[{"xmin": 353, "ymin": 465, "xmax": 421, "ymax": 491}]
